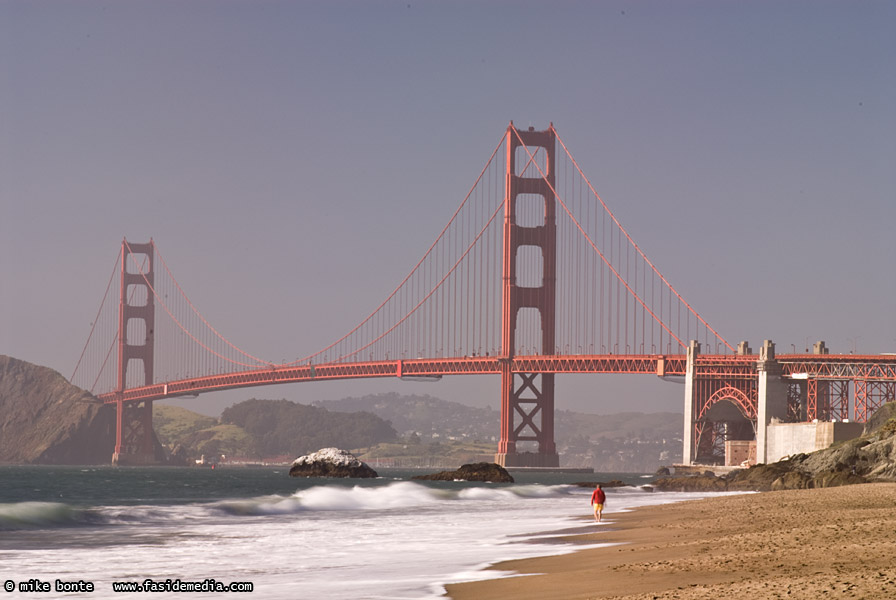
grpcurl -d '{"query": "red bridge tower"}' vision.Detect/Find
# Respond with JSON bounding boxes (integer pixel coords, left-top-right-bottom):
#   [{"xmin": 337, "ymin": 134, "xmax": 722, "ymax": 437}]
[
  {"xmin": 113, "ymin": 239, "xmax": 157, "ymax": 465},
  {"xmin": 496, "ymin": 123, "xmax": 560, "ymax": 468}
]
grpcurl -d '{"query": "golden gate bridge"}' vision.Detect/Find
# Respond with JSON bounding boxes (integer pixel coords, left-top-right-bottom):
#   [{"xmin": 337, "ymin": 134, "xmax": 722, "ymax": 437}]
[{"xmin": 71, "ymin": 123, "xmax": 896, "ymax": 467}]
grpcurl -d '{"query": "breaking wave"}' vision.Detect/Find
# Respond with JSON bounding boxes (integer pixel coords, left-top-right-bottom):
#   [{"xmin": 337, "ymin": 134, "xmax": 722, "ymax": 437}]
[
  {"xmin": 0, "ymin": 501, "xmax": 105, "ymax": 531},
  {"xmin": 1, "ymin": 482, "xmax": 577, "ymax": 527},
  {"xmin": 212, "ymin": 481, "xmax": 570, "ymax": 517}
]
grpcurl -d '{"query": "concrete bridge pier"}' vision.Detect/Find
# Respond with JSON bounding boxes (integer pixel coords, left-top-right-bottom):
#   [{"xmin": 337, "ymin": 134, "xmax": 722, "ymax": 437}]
[
  {"xmin": 681, "ymin": 340, "xmax": 700, "ymax": 466},
  {"xmin": 756, "ymin": 340, "xmax": 789, "ymax": 464},
  {"xmin": 682, "ymin": 339, "xmax": 790, "ymax": 467}
]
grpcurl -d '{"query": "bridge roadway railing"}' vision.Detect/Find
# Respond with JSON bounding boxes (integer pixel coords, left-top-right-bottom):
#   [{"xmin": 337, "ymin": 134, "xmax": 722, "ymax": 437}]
[
  {"xmin": 778, "ymin": 354, "xmax": 896, "ymax": 381},
  {"xmin": 96, "ymin": 353, "xmax": 896, "ymax": 406},
  {"xmin": 96, "ymin": 353, "xmax": 690, "ymax": 404},
  {"xmin": 688, "ymin": 354, "xmax": 896, "ymax": 381}
]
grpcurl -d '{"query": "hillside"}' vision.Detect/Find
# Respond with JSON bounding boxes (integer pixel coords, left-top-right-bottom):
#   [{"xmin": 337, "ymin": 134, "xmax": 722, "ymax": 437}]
[
  {"xmin": 316, "ymin": 393, "xmax": 683, "ymax": 471},
  {"xmin": 222, "ymin": 399, "xmax": 398, "ymax": 456},
  {"xmin": 152, "ymin": 404, "xmax": 242, "ymax": 463},
  {"xmin": 315, "ymin": 392, "xmax": 497, "ymax": 439},
  {"xmin": 154, "ymin": 399, "xmax": 399, "ymax": 462},
  {"xmin": 153, "ymin": 404, "xmax": 217, "ymax": 443},
  {"xmin": 0, "ymin": 355, "xmax": 115, "ymax": 464},
  {"xmin": 557, "ymin": 410, "xmax": 683, "ymax": 471}
]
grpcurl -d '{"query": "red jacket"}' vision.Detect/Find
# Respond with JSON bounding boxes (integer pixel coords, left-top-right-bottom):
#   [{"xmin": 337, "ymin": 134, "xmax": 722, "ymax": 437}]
[{"xmin": 591, "ymin": 488, "xmax": 606, "ymax": 504}]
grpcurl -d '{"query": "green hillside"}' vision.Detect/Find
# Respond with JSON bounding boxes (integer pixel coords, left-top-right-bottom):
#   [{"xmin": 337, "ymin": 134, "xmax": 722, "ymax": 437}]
[
  {"xmin": 153, "ymin": 404, "xmax": 217, "ymax": 444},
  {"xmin": 153, "ymin": 399, "xmax": 398, "ymax": 463}
]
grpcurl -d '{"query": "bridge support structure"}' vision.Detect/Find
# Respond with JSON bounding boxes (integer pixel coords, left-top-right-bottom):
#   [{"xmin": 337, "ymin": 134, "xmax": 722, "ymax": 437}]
[
  {"xmin": 684, "ymin": 341, "xmax": 759, "ymax": 466},
  {"xmin": 682, "ymin": 341, "xmax": 699, "ymax": 466},
  {"xmin": 495, "ymin": 123, "xmax": 559, "ymax": 468},
  {"xmin": 113, "ymin": 239, "xmax": 159, "ymax": 466},
  {"xmin": 682, "ymin": 339, "xmax": 886, "ymax": 467},
  {"xmin": 755, "ymin": 340, "xmax": 788, "ymax": 464}
]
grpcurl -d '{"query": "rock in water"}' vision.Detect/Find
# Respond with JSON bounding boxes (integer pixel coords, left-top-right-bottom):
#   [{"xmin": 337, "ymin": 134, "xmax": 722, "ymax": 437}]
[
  {"xmin": 411, "ymin": 462, "xmax": 514, "ymax": 483},
  {"xmin": 288, "ymin": 448, "xmax": 378, "ymax": 478},
  {"xmin": 572, "ymin": 480, "xmax": 630, "ymax": 489}
]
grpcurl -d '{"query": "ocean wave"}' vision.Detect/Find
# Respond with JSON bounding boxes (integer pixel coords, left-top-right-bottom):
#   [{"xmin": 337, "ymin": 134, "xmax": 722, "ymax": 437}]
[
  {"xmin": 458, "ymin": 484, "xmax": 569, "ymax": 501},
  {"xmin": 0, "ymin": 501, "xmax": 105, "ymax": 531},
  {"xmin": 0, "ymin": 501, "xmax": 218, "ymax": 531},
  {"xmin": 213, "ymin": 481, "xmax": 443, "ymax": 516},
  {"xmin": 212, "ymin": 481, "xmax": 571, "ymax": 517},
  {"xmin": 1, "ymin": 482, "xmax": 579, "ymax": 527},
  {"xmin": 213, "ymin": 495, "xmax": 307, "ymax": 516},
  {"xmin": 99, "ymin": 505, "xmax": 202, "ymax": 525}
]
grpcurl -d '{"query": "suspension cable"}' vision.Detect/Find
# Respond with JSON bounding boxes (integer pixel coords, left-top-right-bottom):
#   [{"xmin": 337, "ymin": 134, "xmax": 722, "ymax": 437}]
[
  {"xmin": 512, "ymin": 126, "xmax": 729, "ymax": 352},
  {"xmin": 153, "ymin": 241, "xmax": 275, "ymax": 367},
  {"xmin": 295, "ymin": 131, "xmax": 507, "ymax": 365},
  {"xmin": 553, "ymin": 127, "xmax": 734, "ymax": 352},
  {"xmin": 124, "ymin": 240, "xmax": 270, "ymax": 369},
  {"xmin": 71, "ymin": 246, "xmax": 121, "ymax": 382}
]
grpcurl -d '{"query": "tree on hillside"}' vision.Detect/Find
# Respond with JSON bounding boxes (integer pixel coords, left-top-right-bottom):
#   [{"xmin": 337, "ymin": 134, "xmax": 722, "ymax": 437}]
[{"xmin": 221, "ymin": 398, "xmax": 397, "ymax": 457}]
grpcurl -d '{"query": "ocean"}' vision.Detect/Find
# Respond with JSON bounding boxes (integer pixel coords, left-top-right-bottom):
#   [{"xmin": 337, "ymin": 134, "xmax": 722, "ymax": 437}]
[{"xmin": 0, "ymin": 466, "xmax": 719, "ymax": 599}]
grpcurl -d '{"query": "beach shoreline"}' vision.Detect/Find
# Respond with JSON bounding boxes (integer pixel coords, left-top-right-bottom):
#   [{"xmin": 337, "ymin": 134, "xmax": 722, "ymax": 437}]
[{"xmin": 445, "ymin": 483, "xmax": 896, "ymax": 600}]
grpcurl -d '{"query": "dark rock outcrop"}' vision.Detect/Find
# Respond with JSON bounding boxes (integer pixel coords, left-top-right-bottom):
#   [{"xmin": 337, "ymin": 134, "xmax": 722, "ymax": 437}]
[
  {"xmin": 0, "ymin": 355, "xmax": 118, "ymax": 464},
  {"xmin": 412, "ymin": 462, "xmax": 514, "ymax": 483},
  {"xmin": 288, "ymin": 448, "xmax": 378, "ymax": 478},
  {"xmin": 652, "ymin": 473, "xmax": 730, "ymax": 492},
  {"xmin": 572, "ymin": 480, "xmax": 630, "ymax": 488},
  {"xmin": 865, "ymin": 402, "xmax": 896, "ymax": 435}
]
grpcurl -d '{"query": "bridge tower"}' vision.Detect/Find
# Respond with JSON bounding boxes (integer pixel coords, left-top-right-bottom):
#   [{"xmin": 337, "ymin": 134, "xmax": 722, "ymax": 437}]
[
  {"xmin": 113, "ymin": 239, "xmax": 158, "ymax": 465},
  {"xmin": 495, "ymin": 123, "xmax": 560, "ymax": 468}
]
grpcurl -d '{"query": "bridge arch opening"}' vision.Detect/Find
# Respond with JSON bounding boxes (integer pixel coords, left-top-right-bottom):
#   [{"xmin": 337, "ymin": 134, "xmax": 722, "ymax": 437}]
[{"xmin": 695, "ymin": 386, "xmax": 756, "ymax": 465}]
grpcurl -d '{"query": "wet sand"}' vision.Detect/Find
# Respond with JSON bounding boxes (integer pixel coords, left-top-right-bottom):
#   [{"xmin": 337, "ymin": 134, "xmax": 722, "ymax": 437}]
[{"xmin": 446, "ymin": 483, "xmax": 896, "ymax": 600}]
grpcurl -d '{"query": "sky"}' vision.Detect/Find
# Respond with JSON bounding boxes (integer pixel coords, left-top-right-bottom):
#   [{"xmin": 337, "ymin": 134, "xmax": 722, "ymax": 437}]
[{"xmin": 2, "ymin": 1, "xmax": 894, "ymax": 418}]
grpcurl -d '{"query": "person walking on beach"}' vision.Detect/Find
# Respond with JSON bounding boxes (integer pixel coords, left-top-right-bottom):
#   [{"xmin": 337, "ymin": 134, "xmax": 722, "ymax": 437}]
[{"xmin": 591, "ymin": 484, "xmax": 606, "ymax": 522}]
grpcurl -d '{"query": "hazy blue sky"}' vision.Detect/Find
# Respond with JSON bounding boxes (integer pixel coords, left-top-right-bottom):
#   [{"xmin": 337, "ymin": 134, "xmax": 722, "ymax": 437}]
[{"xmin": 2, "ymin": 1, "xmax": 894, "ymax": 416}]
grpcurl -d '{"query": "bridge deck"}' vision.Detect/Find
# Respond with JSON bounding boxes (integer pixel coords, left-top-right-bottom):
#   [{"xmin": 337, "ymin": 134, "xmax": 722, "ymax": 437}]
[
  {"xmin": 98, "ymin": 353, "xmax": 896, "ymax": 404},
  {"xmin": 99, "ymin": 354, "xmax": 687, "ymax": 403}
]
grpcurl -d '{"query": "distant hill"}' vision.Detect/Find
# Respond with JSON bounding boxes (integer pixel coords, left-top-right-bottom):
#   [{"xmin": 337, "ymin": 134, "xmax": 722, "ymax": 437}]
[
  {"xmin": 222, "ymin": 399, "xmax": 398, "ymax": 457},
  {"xmin": 0, "ymin": 355, "xmax": 115, "ymax": 464},
  {"xmin": 556, "ymin": 410, "xmax": 683, "ymax": 471},
  {"xmin": 316, "ymin": 392, "xmax": 683, "ymax": 471},
  {"xmin": 315, "ymin": 392, "xmax": 498, "ymax": 439},
  {"xmin": 153, "ymin": 404, "xmax": 217, "ymax": 442},
  {"xmin": 153, "ymin": 404, "xmax": 244, "ymax": 463},
  {"xmin": 557, "ymin": 410, "xmax": 683, "ymax": 441},
  {"xmin": 156, "ymin": 394, "xmax": 682, "ymax": 470},
  {"xmin": 154, "ymin": 399, "xmax": 399, "ymax": 462}
]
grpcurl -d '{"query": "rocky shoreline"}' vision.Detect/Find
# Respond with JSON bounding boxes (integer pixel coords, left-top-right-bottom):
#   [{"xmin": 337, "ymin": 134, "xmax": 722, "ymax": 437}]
[{"xmin": 653, "ymin": 403, "xmax": 896, "ymax": 492}]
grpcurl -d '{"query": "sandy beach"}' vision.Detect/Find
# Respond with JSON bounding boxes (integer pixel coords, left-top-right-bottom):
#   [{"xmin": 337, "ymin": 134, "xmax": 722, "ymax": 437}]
[{"xmin": 446, "ymin": 483, "xmax": 896, "ymax": 600}]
